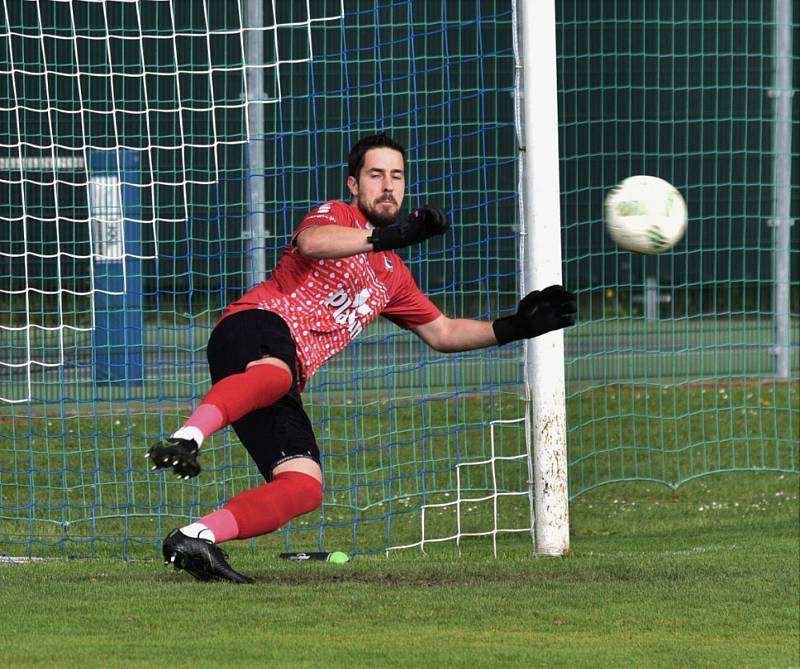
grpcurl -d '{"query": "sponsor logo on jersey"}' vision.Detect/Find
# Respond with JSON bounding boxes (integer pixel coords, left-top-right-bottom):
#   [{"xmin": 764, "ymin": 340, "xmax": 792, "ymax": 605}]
[{"xmin": 323, "ymin": 288, "xmax": 372, "ymax": 337}]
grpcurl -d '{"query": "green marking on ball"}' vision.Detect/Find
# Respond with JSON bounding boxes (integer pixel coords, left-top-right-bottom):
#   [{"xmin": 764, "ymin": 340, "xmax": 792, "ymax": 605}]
[{"xmin": 326, "ymin": 551, "xmax": 350, "ymax": 564}]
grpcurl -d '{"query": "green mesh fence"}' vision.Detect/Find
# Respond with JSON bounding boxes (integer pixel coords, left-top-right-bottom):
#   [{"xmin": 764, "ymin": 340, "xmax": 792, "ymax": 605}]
[
  {"xmin": 0, "ymin": 1, "xmax": 797, "ymax": 560},
  {"xmin": 0, "ymin": 0, "xmax": 526, "ymax": 559},
  {"xmin": 559, "ymin": 1, "xmax": 799, "ymax": 491}
]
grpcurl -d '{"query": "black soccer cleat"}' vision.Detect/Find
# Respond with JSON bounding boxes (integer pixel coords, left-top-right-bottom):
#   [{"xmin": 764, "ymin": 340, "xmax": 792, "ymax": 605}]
[
  {"xmin": 161, "ymin": 529, "xmax": 254, "ymax": 584},
  {"xmin": 146, "ymin": 437, "xmax": 201, "ymax": 479}
]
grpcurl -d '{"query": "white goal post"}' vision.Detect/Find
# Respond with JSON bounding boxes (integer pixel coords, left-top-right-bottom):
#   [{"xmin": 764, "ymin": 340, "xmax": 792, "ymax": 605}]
[{"xmin": 515, "ymin": 0, "xmax": 570, "ymax": 556}]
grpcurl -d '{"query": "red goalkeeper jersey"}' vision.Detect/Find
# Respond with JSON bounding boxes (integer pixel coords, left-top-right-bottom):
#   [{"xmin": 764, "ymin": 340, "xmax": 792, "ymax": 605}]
[{"xmin": 220, "ymin": 200, "xmax": 442, "ymax": 390}]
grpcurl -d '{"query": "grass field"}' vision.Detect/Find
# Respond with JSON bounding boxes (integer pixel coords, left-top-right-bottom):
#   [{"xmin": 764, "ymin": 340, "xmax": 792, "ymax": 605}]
[{"xmin": 1, "ymin": 471, "xmax": 797, "ymax": 668}]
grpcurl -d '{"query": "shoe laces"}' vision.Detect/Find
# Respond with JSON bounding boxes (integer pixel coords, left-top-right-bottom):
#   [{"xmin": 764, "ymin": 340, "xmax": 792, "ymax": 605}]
[{"xmin": 202, "ymin": 538, "xmax": 230, "ymax": 562}]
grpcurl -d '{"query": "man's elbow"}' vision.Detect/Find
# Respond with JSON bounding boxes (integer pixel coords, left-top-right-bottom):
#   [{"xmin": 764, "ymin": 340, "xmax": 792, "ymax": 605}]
[
  {"xmin": 295, "ymin": 230, "xmax": 322, "ymax": 258},
  {"xmin": 425, "ymin": 338, "xmax": 445, "ymax": 353},
  {"xmin": 425, "ymin": 326, "xmax": 453, "ymax": 353}
]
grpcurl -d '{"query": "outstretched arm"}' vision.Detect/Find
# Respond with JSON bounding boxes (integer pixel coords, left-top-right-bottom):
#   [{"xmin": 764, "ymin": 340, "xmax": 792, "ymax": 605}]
[
  {"xmin": 295, "ymin": 225, "xmax": 373, "ymax": 259},
  {"xmin": 295, "ymin": 205, "xmax": 449, "ymax": 259},
  {"xmin": 413, "ymin": 285, "xmax": 577, "ymax": 352},
  {"xmin": 413, "ymin": 315, "xmax": 498, "ymax": 352}
]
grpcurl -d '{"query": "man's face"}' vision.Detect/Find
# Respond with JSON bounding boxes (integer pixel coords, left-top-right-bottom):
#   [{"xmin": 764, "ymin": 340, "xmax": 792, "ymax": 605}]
[{"xmin": 347, "ymin": 147, "xmax": 405, "ymax": 227}]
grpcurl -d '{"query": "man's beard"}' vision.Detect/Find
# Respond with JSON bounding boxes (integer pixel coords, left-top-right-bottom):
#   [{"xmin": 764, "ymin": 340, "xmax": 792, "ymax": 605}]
[{"xmin": 357, "ymin": 196, "xmax": 399, "ymax": 228}]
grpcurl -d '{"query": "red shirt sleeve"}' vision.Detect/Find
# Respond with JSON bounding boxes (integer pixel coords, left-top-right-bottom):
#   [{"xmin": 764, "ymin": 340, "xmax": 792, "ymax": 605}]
[
  {"xmin": 291, "ymin": 200, "xmax": 364, "ymax": 245},
  {"xmin": 380, "ymin": 255, "xmax": 442, "ymax": 329}
]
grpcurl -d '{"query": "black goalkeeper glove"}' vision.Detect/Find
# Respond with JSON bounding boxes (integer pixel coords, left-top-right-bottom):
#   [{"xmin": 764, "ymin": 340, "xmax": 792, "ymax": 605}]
[
  {"xmin": 493, "ymin": 285, "xmax": 577, "ymax": 345},
  {"xmin": 368, "ymin": 204, "xmax": 449, "ymax": 252}
]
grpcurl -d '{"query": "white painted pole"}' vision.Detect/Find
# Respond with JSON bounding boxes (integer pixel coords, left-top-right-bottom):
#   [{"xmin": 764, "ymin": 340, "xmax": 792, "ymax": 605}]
[
  {"xmin": 770, "ymin": 0, "xmax": 793, "ymax": 379},
  {"xmin": 518, "ymin": 0, "xmax": 570, "ymax": 556},
  {"xmin": 245, "ymin": 0, "xmax": 266, "ymax": 287}
]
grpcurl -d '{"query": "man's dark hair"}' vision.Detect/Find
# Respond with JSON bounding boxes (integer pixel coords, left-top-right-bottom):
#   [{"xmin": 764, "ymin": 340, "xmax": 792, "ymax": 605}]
[{"xmin": 347, "ymin": 132, "xmax": 406, "ymax": 179}]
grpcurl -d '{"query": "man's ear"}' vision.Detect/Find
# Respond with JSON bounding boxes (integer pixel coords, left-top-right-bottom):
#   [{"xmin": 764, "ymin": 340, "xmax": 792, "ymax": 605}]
[{"xmin": 346, "ymin": 175, "xmax": 358, "ymax": 198}]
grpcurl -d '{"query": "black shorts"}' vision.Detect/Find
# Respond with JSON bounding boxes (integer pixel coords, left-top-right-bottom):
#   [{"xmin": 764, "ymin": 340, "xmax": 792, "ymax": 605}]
[{"xmin": 206, "ymin": 309, "xmax": 320, "ymax": 481}]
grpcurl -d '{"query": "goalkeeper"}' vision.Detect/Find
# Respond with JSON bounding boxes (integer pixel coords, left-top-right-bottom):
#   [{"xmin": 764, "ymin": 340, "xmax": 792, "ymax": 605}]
[{"xmin": 147, "ymin": 132, "xmax": 577, "ymax": 583}]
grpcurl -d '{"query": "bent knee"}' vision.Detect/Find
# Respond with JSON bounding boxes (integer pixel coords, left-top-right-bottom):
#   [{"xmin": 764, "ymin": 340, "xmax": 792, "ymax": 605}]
[
  {"xmin": 272, "ymin": 456, "xmax": 322, "ymax": 484},
  {"xmin": 304, "ymin": 477, "xmax": 324, "ymax": 511},
  {"xmin": 246, "ymin": 355, "xmax": 293, "ymax": 379}
]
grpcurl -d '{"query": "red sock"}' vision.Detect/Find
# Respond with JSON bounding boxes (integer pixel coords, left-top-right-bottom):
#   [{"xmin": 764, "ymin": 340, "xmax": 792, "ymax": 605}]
[
  {"xmin": 223, "ymin": 471, "xmax": 323, "ymax": 539},
  {"xmin": 181, "ymin": 363, "xmax": 293, "ymax": 439}
]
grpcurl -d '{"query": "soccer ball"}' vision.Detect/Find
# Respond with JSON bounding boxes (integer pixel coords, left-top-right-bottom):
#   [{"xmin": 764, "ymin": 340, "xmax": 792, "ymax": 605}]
[{"xmin": 604, "ymin": 175, "xmax": 687, "ymax": 255}]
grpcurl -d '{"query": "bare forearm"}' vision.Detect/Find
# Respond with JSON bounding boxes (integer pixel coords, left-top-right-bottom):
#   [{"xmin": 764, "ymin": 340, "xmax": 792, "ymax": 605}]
[
  {"xmin": 438, "ymin": 319, "xmax": 497, "ymax": 351},
  {"xmin": 419, "ymin": 318, "xmax": 498, "ymax": 352},
  {"xmin": 295, "ymin": 225, "xmax": 373, "ymax": 259}
]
